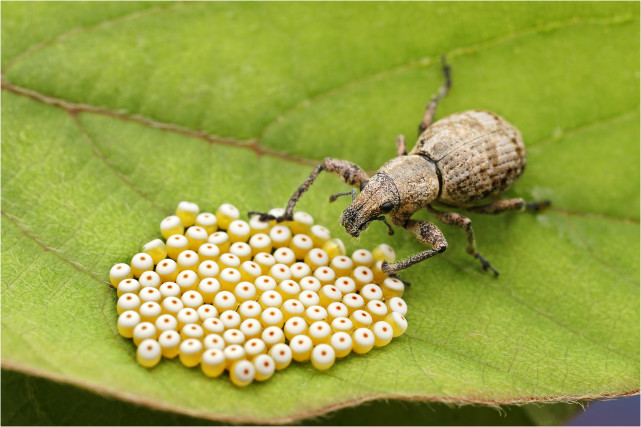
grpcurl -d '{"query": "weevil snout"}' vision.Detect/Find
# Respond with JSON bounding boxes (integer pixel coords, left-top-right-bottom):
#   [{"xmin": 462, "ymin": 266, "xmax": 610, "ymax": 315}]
[
  {"xmin": 341, "ymin": 203, "xmax": 372, "ymax": 237},
  {"xmin": 340, "ymin": 173, "xmax": 399, "ymax": 237}
]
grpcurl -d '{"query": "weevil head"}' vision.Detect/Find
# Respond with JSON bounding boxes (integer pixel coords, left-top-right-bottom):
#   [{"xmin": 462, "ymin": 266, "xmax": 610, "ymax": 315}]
[
  {"xmin": 340, "ymin": 156, "xmax": 441, "ymax": 237},
  {"xmin": 341, "ymin": 173, "xmax": 400, "ymax": 237}
]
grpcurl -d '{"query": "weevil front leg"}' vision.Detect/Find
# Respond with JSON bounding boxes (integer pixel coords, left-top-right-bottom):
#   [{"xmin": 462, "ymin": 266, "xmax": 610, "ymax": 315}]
[
  {"xmin": 381, "ymin": 219, "xmax": 448, "ymax": 275},
  {"xmin": 249, "ymin": 158, "xmax": 369, "ymax": 222},
  {"xmin": 426, "ymin": 205, "xmax": 499, "ymax": 276}
]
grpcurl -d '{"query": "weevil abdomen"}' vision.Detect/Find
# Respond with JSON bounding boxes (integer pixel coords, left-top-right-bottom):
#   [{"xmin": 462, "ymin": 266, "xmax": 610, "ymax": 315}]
[{"xmin": 410, "ymin": 110, "xmax": 526, "ymax": 206}]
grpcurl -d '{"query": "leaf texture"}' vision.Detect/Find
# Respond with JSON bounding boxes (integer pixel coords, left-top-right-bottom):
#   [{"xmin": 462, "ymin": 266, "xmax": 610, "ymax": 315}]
[{"xmin": 1, "ymin": 2, "xmax": 639, "ymax": 424}]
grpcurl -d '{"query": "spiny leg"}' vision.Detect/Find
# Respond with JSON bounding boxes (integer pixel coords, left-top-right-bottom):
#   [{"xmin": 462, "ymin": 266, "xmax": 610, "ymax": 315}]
[
  {"xmin": 466, "ymin": 198, "xmax": 551, "ymax": 214},
  {"xmin": 426, "ymin": 205, "xmax": 499, "ymax": 276},
  {"xmin": 418, "ymin": 55, "xmax": 452, "ymax": 135},
  {"xmin": 248, "ymin": 157, "xmax": 369, "ymax": 222},
  {"xmin": 396, "ymin": 135, "xmax": 407, "ymax": 157},
  {"xmin": 382, "ymin": 219, "xmax": 448, "ymax": 275}
]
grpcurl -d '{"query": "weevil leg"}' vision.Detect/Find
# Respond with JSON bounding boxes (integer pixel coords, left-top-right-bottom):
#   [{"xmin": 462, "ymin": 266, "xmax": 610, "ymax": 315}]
[
  {"xmin": 249, "ymin": 158, "xmax": 369, "ymax": 222},
  {"xmin": 396, "ymin": 135, "xmax": 407, "ymax": 156},
  {"xmin": 467, "ymin": 198, "xmax": 551, "ymax": 214},
  {"xmin": 381, "ymin": 219, "xmax": 448, "ymax": 275},
  {"xmin": 418, "ymin": 55, "xmax": 452, "ymax": 135},
  {"xmin": 426, "ymin": 205, "xmax": 499, "ymax": 276}
]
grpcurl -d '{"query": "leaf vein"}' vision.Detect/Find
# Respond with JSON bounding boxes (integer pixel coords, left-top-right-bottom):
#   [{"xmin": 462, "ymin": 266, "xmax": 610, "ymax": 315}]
[
  {"xmin": 529, "ymin": 108, "xmax": 640, "ymax": 151},
  {"xmin": 429, "ymin": 253, "xmax": 637, "ymax": 362},
  {"xmin": 3, "ymin": 79, "xmax": 638, "ymax": 225},
  {"xmin": 406, "ymin": 334, "xmax": 557, "ymax": 395},
  {"xmin": 1, "ymin": 80, "xmax": 320, "ymax": 170},
  {"xmin": 1, "ymin": 211, "xmax": 110, "ymax": 288},
  {"xmin": 1, "ymin": 2, "xmax": 185, "ymax": 73},
  {"xmin": 257, "ymin": 13, "xmax": 637, "ymax": 142},
  {"xmin": 70, "ymin": 112, "xmax": 165, "ymax": 213}
]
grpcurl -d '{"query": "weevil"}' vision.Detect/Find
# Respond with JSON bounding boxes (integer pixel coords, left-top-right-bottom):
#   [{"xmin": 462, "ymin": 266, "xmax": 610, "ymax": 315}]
[{"xmin": 251, "ymin": 57, "xmax": 549, "ymax": 276}]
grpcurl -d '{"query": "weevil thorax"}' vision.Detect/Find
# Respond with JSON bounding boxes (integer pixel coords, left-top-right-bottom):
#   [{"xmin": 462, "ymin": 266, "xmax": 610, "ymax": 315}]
[
  {"xmin": 379, "ymin": 156, "xmax": 440, "ymax": 220},
  {"xmin": 341, "ymin": 156, "xmax": 440, "ymax": 236}
]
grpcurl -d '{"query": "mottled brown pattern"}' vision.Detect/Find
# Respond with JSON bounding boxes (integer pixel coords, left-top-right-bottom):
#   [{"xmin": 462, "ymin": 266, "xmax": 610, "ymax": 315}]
[
  {"xmin": 324, "ymin": 158, "xmax": 370, "ymax": 188},
  {"xmin": 411, "ymin": 110, "xmax": 526, "ymax": 206},
  {"xmin": 379, "ymin": 156, "xmax": 440, "ymax": 225}
]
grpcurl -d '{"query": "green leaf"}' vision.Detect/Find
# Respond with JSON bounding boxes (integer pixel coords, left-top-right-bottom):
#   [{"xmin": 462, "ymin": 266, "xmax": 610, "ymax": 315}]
[{"xmin": 2, "ymin": 2, "xmax": 639, "ymax": 425}]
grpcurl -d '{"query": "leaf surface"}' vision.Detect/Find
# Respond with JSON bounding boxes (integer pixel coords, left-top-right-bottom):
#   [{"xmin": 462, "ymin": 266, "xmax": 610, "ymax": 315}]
[{"xmin": 1, "ymin": 2, "xmax": 639, "ymax": 424}]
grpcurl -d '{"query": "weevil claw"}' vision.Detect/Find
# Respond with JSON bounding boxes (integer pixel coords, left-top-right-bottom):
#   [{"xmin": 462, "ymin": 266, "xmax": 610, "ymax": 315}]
[
  {"xmin": 247, "ymin": 211, "xmax": 294, "ymax": 223},
  {"xmin": 474, "ymin": 253, "xmax": 499, "ymax": 277},
  {"xmin": 247, "ymin": 211, "xmax": 277, "ymax": 222},
  {"xmin": 525, "ymin": 200, "xmax": 551, "ymax": 212}
]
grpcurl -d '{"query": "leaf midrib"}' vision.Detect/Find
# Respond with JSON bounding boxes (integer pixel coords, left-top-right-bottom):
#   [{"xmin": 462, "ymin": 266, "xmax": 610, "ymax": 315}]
[
  {"xmin": 3, "ymin": 80, "xmax": 639, "ymax": 226},
  {"xmin": 2, "ymin": 8, "xmax": 638, "ymax": 223},
  {"xmin": 2, "ymin": 9, "xmax": 639, "ymax": 225}
]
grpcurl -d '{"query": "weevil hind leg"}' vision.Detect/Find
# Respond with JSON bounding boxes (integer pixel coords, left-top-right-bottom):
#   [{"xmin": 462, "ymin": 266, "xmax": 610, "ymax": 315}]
[
  {"xmin": 249, "ymin": 158, "xmax": 369, "ymax": 222},
  {"xmin": 381, "ymin": 219, "xmax": 448, "ymax": 275},
  {"xmin": 418, "ymin": 55, "xmax": 452, "ymax": 136},
  {"xmin": 466, "ymin": 198, "xmax": 551, "ymax": 214},
  {"xmin": 395, "ymin": 135, "xmax": 407, "ymax": 157},
  {"xmin": 426, "ymin": 205, "xmax": 499, "ymax": 276}
]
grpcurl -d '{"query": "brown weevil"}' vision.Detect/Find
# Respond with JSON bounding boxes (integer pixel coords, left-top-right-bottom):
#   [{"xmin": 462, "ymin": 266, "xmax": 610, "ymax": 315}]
[{"xmin": 251, "ymin": 57, "xmax": 549, "ymax": 276}]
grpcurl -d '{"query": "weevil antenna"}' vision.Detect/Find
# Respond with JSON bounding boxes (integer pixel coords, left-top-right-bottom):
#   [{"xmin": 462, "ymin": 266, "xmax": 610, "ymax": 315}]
[
  {"xmin": 329, "ymin": 189, "xmax": 357, "ymax": 203},
  {"xmin": 374, "ymin": 216, "xmax": 395, "ymax": 236}
]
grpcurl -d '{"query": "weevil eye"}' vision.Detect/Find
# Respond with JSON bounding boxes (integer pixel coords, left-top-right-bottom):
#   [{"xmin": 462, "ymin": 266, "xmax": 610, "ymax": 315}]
[
  {"xmin": 360, "ymin": 181, "xmax": 368, "ymax": 191},
  {"xmin": 379, "ymin": 201, "xmax": 395, "ymax": 214}
]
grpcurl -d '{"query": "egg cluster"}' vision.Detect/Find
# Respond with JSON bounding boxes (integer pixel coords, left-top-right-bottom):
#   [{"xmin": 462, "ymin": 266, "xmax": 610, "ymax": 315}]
[{"xmin": 112, "ymin": 201, "xmax": 408, "ymax": 386}]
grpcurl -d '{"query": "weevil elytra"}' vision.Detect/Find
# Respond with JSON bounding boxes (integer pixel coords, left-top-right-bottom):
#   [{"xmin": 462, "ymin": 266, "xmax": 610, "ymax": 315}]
[{"xmin": 251, "ymin": 57, "xmax": 549, "ymax": 276}]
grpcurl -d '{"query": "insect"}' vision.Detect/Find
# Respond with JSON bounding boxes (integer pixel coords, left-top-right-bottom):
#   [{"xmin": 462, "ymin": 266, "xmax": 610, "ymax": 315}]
[{"xmin": 251, "ymin": 57, "xmax": 549, "ymax": 276}]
